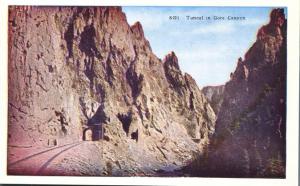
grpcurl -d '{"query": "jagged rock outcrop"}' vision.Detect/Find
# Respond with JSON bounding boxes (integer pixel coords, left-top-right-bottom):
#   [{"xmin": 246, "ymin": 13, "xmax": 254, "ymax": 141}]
[
  {"xmin": 191, "ymin": 8, "xmax": 286, "ymax": 178},
  {"xmin": 202, "ymin": 85, "xmax": 225, "ymax": 115},
  {"xmin": 8, "ymin": 6, "xmax": 216, "ymax": 176}
]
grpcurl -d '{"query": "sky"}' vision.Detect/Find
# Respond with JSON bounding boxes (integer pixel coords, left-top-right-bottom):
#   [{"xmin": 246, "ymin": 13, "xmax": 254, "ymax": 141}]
[{"xmin": 123, "ymin": 7, "xmax": 277, "ymax": 88}]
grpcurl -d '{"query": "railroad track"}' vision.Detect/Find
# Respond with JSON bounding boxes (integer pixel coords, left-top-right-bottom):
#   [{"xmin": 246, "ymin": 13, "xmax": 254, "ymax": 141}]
[{"xmin": 8, "ymin": 141, "xmax": 84, "ymax": 175}]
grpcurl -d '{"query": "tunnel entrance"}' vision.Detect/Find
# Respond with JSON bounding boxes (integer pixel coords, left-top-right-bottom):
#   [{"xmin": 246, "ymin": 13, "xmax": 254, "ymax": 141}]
[
  {"xmin": 83, "ymin": 128, "xmax": 93, "ymax": 141},
  {"xmin": 82, "ymin": 124, "xmax": 103, "ymax": 141}
]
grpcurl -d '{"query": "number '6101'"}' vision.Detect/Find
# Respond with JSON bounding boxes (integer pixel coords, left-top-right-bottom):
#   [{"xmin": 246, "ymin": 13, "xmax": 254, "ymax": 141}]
[{"xmin": 169, "ymin": 16, "xmax": 179, "ymax": 20}]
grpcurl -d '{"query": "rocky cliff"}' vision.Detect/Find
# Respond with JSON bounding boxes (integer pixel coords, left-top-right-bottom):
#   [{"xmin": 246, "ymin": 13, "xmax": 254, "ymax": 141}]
[
  {"xmin": 202, "ymin": 85, "xmax": 225, "ymax": 115},
  {"xmin": 8, "ymin": 6, "xmax": 216, "ymax": 176},
  {"xmin": 189, "ymin": 8, "xmax": 286, "ymax": 177}
]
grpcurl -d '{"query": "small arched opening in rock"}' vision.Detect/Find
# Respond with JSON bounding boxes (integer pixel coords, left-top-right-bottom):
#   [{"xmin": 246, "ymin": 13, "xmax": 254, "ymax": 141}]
[
  {"xmin": 200, "ymin": 124, "xmax": 206, "ymax": 139},
  {"xmin": 117, "ymin": 113, "xmax": 132, "ymax": 136},
  {"xmin": 131, "ymin": 129, "xmax": 138, "ymax": 142},
  {"xmin": 82, "ymin": 124, "xmax": 103, "ymax": 141},
  {"xmin": 83, "ymin": 128, "xmax": 93, "ymax": 141},
  {"xmin": 47, "ymin": 139, "xmax": 57, "ymax": 147}
]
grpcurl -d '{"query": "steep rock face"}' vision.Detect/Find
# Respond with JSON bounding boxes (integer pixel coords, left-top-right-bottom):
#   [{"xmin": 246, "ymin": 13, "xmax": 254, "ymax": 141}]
[
  {"xmin": 163, "ymin": 52, "xmax": 216, "ymax": 140},
  {"xmin": 8, "ymin": 6, "xmax": 216, "ymax": 176},
  {"xmin": 201, "ymin": 85, "xmax": 225, "ymax": 115},
  {"xmin": 206, "ymin": 8, "xmax": 286, "ymax": 177}
]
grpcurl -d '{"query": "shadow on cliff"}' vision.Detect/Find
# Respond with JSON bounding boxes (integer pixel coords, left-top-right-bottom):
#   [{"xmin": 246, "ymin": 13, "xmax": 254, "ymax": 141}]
[
  {"xmin": 87, "ymin": 105, "xmax": 108, "ymax": 126},
  {"xmin": 79, "ymin": 24, "xmax": 101, "ymax": 59}
]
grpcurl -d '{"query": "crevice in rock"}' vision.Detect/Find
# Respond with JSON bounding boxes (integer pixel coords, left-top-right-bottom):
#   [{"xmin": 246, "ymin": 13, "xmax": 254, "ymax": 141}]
[
  {"xmin": 135, "ymin": 104, "xmax": 144, "ymax": 122},
  {"xmin": 150, "ymin": 121, "xmax": 162, "ymax": 134},
  {"xmin": 35, "ymin": 68, "xmax": 48, "ymax": 92},
  {"xmin": 189, "ymin": 91, "xmax": 195, "ymax": 110},
  {"xmin": 54, "ymin": 110, "xmax": 68, "ymax": 135},
  {"xmin": 79, "ymin": 97, "xmax": 89, "ymax": 119},
  {"xmin": 126, "ymin": 63, "xmax": 144, "ymax": 99},
  {"xmin": 9, "ymin": 102, "xmax": 28, "ymax": 115},
  {"xmin": 156, "ymin": 146, "xmax": 168, "ymax": 160},
  {"xmin": 133, "ymin": 45, "xmax": 138, "ymax": 62},
  {"xmin": 84, "ymin": 57, "xmax": 95, "ymax": 89},
  {"xmin": 64, "ymin": 21, "xmax": 74, "ymax": 58},
  {"xmin": 95, "ymin": 83, "xmax": 106, "ymax": 104},
  {"xmin": 26, "ymin": 66, "xmax": 33, "ymax": 87},
  {"xmin": 105, "ymin": 58, "xmax": 115, "ymax": 86},
  {"xmin": 200, "ymin": 124, "xmax": 206, "ymax": 139}
]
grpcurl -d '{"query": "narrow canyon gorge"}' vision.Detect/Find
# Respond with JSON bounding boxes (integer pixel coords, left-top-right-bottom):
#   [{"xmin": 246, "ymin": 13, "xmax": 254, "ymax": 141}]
[{"xmin": 8, "ymin": 6, "xmax": 286, "ymax": 177}]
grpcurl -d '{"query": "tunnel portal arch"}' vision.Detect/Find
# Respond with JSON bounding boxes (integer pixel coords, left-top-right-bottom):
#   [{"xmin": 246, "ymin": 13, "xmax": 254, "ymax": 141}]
[{"xmin": 83, "ymin": 128, "xmax": 93, "ymax": 141}]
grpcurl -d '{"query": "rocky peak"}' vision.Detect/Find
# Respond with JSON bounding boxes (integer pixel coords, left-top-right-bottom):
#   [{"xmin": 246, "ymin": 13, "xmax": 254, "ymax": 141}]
[
  {"xmin": 270, "ymin": 8, "xmax": 285, "ymax": 29},
  {"xmin": 131, "ymin": 21, "xmax": 145, "ymax": 38},
  {"xmin": 163, "ymin": 51, "xmax": 180, "ymax": 69},
  {"xmin": 244, "ymin": 9, "xmax": 286, "ymax": 65},
  {"xmin": 162, "ymin": 51, "xmax": 186, "ymax": 91},
  {"xmin": 256, "ymin": 8, "xmax": 285, "ymax": 39},
  {"xmin": 130, "ymin": 21, "xmax": 152, "ymax": 53}
]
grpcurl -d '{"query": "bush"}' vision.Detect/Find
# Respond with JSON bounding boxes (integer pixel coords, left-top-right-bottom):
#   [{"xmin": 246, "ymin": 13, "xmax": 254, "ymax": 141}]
[{"xmin": 265, "ymin": 158, "xmax": 285, "ymax": 177}]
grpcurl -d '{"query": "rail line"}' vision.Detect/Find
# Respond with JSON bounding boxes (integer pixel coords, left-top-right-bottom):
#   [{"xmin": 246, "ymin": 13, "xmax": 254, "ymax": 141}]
[{"xmin": 8, "ymin": 141, "xmax": 84, "ymax": 175}]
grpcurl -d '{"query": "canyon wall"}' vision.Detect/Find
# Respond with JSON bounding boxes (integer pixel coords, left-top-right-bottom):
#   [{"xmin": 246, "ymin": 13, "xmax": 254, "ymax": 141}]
[
  {"xmin": 192, "ymin": 8, "xmax": 286, "ymax": 178},
  {"xmin": 8, "ymin": 6, "xmax": 216, "ymax": 175}
]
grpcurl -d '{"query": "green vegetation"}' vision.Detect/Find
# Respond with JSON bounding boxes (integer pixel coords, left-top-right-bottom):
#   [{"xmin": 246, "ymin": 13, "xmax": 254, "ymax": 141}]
[
  {"xmin": 265, "ymin": 158, "xmax": 285, "ymax": 177},
  {"xmin": 230, "ymin": 117, "xmax": 241, "ymax": 131}
]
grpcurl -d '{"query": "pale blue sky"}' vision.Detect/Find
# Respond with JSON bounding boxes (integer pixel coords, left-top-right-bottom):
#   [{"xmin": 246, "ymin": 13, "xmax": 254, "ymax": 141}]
[{"xmin": 123, "ymin": 7, "xmax": 284, "ymax": 88}]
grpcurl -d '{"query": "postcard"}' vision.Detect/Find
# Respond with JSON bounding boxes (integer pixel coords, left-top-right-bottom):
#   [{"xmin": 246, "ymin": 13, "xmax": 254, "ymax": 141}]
[{"xmin": 1, "ymin": 0, "xmax": 299, "ymax": 186}]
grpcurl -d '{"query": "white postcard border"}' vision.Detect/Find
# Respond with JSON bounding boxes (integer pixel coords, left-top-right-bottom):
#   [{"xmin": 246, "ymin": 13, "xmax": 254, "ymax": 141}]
[{"xmin": 0, "ymin": 0, "xmax": 298, "ymax": 186}]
